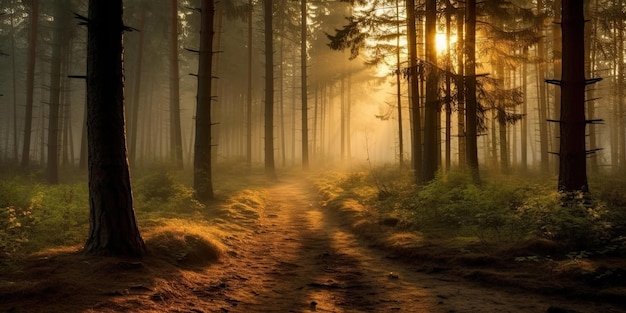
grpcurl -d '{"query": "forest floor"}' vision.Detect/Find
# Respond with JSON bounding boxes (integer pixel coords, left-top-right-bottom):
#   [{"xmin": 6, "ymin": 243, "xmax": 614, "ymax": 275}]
[{"xmin": 1, "ymin": 177, "xmax": 626, "ymax": 312}]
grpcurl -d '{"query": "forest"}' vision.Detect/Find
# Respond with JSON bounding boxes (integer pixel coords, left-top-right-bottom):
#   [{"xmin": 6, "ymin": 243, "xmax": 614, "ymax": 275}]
[{"xmin": 1, "ymin": 0, "xmax": 626, "ymax": 312}]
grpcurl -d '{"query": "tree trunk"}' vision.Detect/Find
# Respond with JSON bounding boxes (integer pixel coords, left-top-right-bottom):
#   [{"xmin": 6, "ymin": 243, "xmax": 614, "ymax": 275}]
[
  {"xmin": 537, "ymin": 0, "xmax": 550, "ymax": 172},
  {"xmin": 247, "ymin": 0, "xmax": 254, "ymax": 169},
  {"xmin": 264, "ymin": 0, "xmax": 276, "ymax": 178},
  {"xmin": 585, "ymin": 0, "xmax": 598, "ymax": 174},
  {"xmin": 47, "ymin": 0, "xmax": 71, "ymax": 184},
  {"xmin": 406, "ymin": 0, "xmax": 422, "ymax": 183},
  {"xmin": 301, "ymin": 0, "xmax": 309, "ymax": 169},
  {"xmin": 21, "ymin": 0, "xmax": 38, "ymax": 169},
  {"xmin": 465, "ymin": 0, "xmax": 479, "ymax": 181},
  {"xmin": 84, "ymin": 0, "xmax": 145, "ymax": 258},
  {"xmin": 456, "ymin": 7, "xmax": 465, "ymax": 167},
  {"xmin": 194, "ymin": 0, "xmax": 215, "ymax": 202},
  {"xmin": 558, "ymin": 0, "xmax": 588, "ymax": 192},
  {"xmin": 423, "ymin": 0, "xmax": 439, "ymax": 183},
  {"xmin": 394, "ymin": 0, "xmax": 404, "ymax": 167},
  {"xmin": 169, "ymin": 0, "xmax": 184, "ymax": 169},
  {"xmin": 10, "ymin": 4, "xmax": 19, "ymax": 163},
  {"xmin": 128, "ymin": 9, "xmax": 146, "ymax": 164}
]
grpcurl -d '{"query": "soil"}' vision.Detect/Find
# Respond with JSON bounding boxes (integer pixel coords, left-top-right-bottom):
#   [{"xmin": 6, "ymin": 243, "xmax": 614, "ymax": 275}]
[{"xmin": 1, "ymin": 178, "xmax": 625, "ymax": 312}]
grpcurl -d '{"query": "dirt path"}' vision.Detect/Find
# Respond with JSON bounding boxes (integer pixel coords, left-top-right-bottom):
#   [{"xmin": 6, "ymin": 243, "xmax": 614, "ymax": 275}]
[
  {"xmin": 3, "ymin": 178, "xmax": 624, "ymax": 313},
  {"xmin": 203, "ymin": 179, "xmax": 621, "ymax": 313}
]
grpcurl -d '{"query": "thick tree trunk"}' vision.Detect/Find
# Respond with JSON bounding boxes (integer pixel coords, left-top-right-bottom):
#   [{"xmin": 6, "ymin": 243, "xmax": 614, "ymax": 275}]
[
  {"xmin": 194, "ymin": 0, "xmax": 215, "ymax": 201},
  {"xmin": 169, "ymin": 0, "xmax": 184, "ymax": 169},
  {"xmin": 465, "ymin": 0, "xmax": 479, "ymax": 181},
  {"xmin": 558, "ymin": 0, "xmax": 588, "ymax": 192},
  {"xmin": 264, "ymin": 0, "xmax": 276, "ymax": 178},
  {"xmin": 21, "ymin": 0, "xmax": 38, "ymax": 169},
  {"xmin": 84, "ymin": 0, "xmax": 145, "ymax": 258}
]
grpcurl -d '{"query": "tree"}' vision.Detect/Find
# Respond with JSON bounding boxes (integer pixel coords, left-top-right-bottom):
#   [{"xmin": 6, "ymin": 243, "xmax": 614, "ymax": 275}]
[
  {"xmin": 406, "ymin": 0, "xmax": 422, "ymax": 183},
  {"xmin": 170, "ymin": 0, "xmax": 184, "ymax": 169},
  {"xmin": 46, "ymin": 0, "xmax": 72, "ymax": 184},
  {"xmin": 422, "ymin": 0, "xmax": 439, "ymax": 183},
  {"xmin": 84, "ymin": 0, "xmax": 146, "ymax": 258},
  {"xmin": 264, "ymin": 0, "xmax": 276, "ymax": 178},
  {"xmin": 194, "ymin": 0, "xmax": 216, "ymax": 201},
  {"xmin": 557, "ymin": 0, "xmax": 591, "ymax": 192},
  {"xmin": 20, "ymin": 0, "xmax": 38, "ymax": 169},
  {"xmin": 301, "ymin": 0, "xmax": 309, "ymax": 170},
  {"xmin": 465, "ymin": 0, "xmax": 479, "ymax": 181}
]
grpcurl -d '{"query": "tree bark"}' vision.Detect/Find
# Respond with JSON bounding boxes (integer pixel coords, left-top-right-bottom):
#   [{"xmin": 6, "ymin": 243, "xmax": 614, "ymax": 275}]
[
  {"xmin": 128, "ymin": 8, "xmax": 146, "ymax": 164},
  {"xmin": 422, "ymin": 0, "xmax": 439, "ymax": 183},
  {"xmin": 406, "ymin": 0, "xmax": 422, "ymax": 183},
  {"xmin": 169, "ymin": 0, "xmax": 184, "ymax": 169},
  {"xmin": 264, "ymin": 0, "xmax": 276, "ymax": 178},
  {"xmin": 246, "ymin": 0, "xmax": 253, "ymax": 169},
  {"xmin": 558, "ymin": 0, "xmax": 588, "ymax": 192},
  {"xmin": 84, "ymin": 0, "xmax": 145, "ymax": 258},
  {"xmin": 301, "ymin": 0, "xmax": 309, "ymax": 169},
  {"xmin": 465, "ymin": 0, "xmax": 479, "ymax": 181},
  {"xmin": 21, "ymin": 0, "xmax": 38, "ymax": 169},
  {"xmin": 194, "ymin": 0, "xmax": 215, "ymax": 202}
]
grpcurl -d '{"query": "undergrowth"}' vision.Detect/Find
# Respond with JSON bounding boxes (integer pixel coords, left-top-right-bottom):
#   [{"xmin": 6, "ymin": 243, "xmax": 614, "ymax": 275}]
[
  {"xmin": 0, "ymin": 164, "xmax": 268, "ymax": 265},
  {"xmin": 318, "ymin": 167, "xmax": 625, "ymax": 254}
]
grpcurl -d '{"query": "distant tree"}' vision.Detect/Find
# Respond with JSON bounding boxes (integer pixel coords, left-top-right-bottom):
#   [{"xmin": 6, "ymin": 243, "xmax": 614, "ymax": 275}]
[
  {"xmin": 194, "ymin": 0, "xmax": 215, "ymax": 201},
  {"xmin": 422, "ymin": 0, "xmax": 439, "ymax": 183},
  {"xmin": 406, "ymin": 0, "xmax": 422, "ymax": 183},
  {"xmin": 84, "ymin": 0, "xmax": 146, "ymax": 258},
  {"xmin": 20, "ymin": 0, "xmax": 38, "ymax": 169},
  {"xmin": 465, "ymin": 0, "xmax": 479, "ymax": 181},
  {"xmin": 264, "ymin": 0, "xmax": 276, "ymax": 178},
  {"xmin": 170, "ymin": 0, "xmax": 184, "ymax": 169},
  {"xmin": 46, "ymin": 0, "xmax": 72, "ymax": 184},
  {"xmin": 301, "ymin": 0, "xmax": 309, "ymax": 170}
]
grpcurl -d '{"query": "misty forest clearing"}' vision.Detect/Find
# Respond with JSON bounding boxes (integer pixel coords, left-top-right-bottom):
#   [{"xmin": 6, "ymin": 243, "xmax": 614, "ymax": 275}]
[{"xmin": 1, "ymin": 175, "xmax": 625, "ymax": 313}]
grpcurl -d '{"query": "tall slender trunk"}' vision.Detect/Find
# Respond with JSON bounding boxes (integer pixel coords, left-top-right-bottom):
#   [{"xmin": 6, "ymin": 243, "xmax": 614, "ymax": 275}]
[
  {"xmin": 423, "ymin": 0, "xmax": 439, "ymax": 183},
  {"xmin": 170, "ymin": 0, "xmax": 184, "ymax": 169},
  {"xmin": 264, "ymin": 0, "xmax": 276, "ymax": 178},
  {"xmin": 10, "ymin": 4, "xmax": 19, "ymax": 162},
  {"xmin": 194, "ymin": 0, "xmax": 215, "ymax": 201},
  {"xmin": 406, "ymin": 0, "xmax": 422, "ymax": 183},
  {"xmin": 301, "ymin": 0, "xmax": 309, "ymax": 169},
  {"xmin": 247, "ymin": 0, "xmax": 253, "ymax": 169},
  {"xmin": 395, "ymin": 0, "xmax": 404, "ymax": 167},
  {"xmin": 21, "ymin": 0, "xmax": 38, "ymax": 169},
  {"xmin": 465, "ymin": 0, "xmax": 479, "ymax": 181},
  {"xmin": 585, "ymin": 0, "xmax": 599, "ymax": 174},
  {"xmin": 456, "ymin": 7, "xmax": 465, "ymax": 167},
  {"xmin": 537, "ymin": 0, "xmax": 550, "ymax": 172},
  {"xmin": 47, "ymin": 0, "xmax": 70, "ymax": 184},
  {"xmin": 129, "ymin": 9, "xmax": 146, "ymax": 164},
  {"xmin": 521, "ymin": 47, "xmax": 528, "ymax": 170}
]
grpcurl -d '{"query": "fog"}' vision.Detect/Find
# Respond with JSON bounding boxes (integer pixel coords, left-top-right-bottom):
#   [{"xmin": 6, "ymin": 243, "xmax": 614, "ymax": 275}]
[{"xmin": 0, "ymin": 0, "xmax": 622, "ymax": 177}]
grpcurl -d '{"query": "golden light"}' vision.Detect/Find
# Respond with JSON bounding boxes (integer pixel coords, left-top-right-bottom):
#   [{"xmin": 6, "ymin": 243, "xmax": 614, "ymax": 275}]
[{"xmin": 435, "ymin": 33, "xmax": 457, "ymax": 54}]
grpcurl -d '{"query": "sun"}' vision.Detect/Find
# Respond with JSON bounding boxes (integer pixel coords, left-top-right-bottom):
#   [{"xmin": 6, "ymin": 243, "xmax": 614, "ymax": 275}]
[{"xmin": 435, "ymin": 33, "xmax": 457, "ymax": 54}]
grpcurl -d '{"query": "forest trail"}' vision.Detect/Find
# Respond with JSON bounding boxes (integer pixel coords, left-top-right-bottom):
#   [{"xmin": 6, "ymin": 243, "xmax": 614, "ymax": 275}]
[
  {"xmin": 2, "ymin": 178, "xmax": 623, "ymax": 313},
  {"xmin": 203, "ymin": 178, "xmax": 618, "ymax": 313}
]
